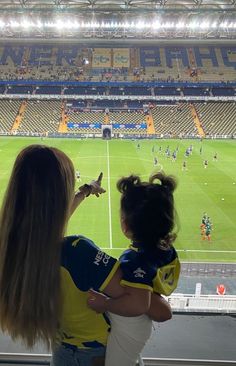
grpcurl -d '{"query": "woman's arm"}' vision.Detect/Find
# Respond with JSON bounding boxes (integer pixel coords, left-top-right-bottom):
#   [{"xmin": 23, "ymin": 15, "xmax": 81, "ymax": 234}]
[
  {"xmin": 70, "ymin": 172, "xmax": 106, "ymax": 216},
  {"xmin": 88, "ymin": 268, "xmax": 171, "ymax": 321}
]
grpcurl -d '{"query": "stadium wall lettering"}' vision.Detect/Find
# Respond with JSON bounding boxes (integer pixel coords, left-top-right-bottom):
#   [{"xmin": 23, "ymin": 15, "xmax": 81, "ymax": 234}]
[{"xmin": 0, "ymin": 45, "xmax": 236, "ymax": 69}]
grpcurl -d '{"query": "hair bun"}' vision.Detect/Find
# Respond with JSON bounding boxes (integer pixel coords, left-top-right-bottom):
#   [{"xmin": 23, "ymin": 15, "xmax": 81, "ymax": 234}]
[
  {"xmin": 149, "ymin": 172, "xmax": 177, "ymax": 193},
  {"xmin": 117, "ymin": 175, "xmax": 141, "ymax": 193}
]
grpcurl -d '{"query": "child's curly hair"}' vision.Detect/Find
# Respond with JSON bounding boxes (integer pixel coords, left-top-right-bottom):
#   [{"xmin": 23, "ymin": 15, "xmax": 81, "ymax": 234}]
[{"xmin": 117, "ymin": 172, "xmax": 178, "ymax": 250}]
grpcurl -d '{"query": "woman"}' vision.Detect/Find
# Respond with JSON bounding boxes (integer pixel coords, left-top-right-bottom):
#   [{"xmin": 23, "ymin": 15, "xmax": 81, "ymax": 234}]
[{"xmin": 0, "ymin": 145, "xmax": 171, "ymax": 366}]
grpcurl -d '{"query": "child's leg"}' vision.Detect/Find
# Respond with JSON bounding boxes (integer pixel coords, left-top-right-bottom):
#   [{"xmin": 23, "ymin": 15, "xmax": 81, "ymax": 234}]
[{"xmin": 105, "ymin": 313, "xmax": 152, "ymax": 366}]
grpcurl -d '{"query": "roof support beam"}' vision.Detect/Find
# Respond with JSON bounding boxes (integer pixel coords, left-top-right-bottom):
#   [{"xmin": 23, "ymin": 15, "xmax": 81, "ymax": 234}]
[{"xmin": 19, "ymin": 0, "xmax": 28, "ymax": 8}]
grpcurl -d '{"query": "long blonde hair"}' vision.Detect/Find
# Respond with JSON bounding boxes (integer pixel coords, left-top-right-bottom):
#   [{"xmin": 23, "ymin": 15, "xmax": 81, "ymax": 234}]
[{"xmin": 0, "ymin": 145, "xmax": 75, "ymax": 348}]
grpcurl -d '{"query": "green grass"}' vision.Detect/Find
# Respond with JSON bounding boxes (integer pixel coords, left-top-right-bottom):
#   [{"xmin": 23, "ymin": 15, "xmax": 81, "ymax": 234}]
[{"xmin": 0, "ymin": 136, "xmax": 236, "ymax": 262}]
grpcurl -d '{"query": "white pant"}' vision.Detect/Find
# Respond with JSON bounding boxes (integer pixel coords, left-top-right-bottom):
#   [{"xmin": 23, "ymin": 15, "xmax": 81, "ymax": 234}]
[{"xmin": 105, "ymin": 313, "xmax": 152, "ymax": 366}]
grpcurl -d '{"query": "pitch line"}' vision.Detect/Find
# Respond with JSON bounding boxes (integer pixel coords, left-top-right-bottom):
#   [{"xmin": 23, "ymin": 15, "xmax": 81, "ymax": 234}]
[
  {"xmin": 77, "ymin": 155, "xmax": 154, "ymax": 163},
  {"xmin": 102, "ymin": 248, "xmax": 236, "ymax": 254},
  {"xmin": 178, "ymin": 249, "xmax": 236, "ymax": 253},
  {"xmin": 106, "ymin": 141, "xmax": 113, "ymax": 249}
]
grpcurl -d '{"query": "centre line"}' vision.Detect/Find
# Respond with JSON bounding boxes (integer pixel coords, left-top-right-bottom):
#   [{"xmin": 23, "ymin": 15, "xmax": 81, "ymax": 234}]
[{"xmin": 106, "ymin": 141, "xmax": 113, "ymax": 248}]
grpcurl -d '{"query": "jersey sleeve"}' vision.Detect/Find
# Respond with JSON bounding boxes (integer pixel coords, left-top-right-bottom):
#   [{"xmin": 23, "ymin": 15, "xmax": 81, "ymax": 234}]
[
  {"xmin": 61, "ymin": 236, "xmax": 119, "ymax": 292},
  {"xmin": 119, "ymin": 253, "xmax": 155, "ymax": 292},
  {"xmin": 153, "ymin": 257, "xmax": 181, "ymax": 296},
  {"xmin": 119, "ymin": 248, "xmax": 181, "ymax": 296}
]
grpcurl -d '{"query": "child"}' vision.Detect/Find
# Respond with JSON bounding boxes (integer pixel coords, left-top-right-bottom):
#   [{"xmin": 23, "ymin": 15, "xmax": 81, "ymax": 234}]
[{"xmin": 88, "ymin": 172, "xmax": 180, "ymax": 366}]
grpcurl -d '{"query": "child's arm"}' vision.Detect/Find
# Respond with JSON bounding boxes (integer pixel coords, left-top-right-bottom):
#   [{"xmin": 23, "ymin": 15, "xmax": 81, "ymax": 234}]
[
  {"xmin": 88, "ymin": 289, "xmax": 172, "ymax": 321},
  {"xmin": 88, "ymin": 267, "xmax": 172, "ymax": 321},
  {"xmin": 147, "ymin": 293, "xmax": 172, "ymax": 322}
]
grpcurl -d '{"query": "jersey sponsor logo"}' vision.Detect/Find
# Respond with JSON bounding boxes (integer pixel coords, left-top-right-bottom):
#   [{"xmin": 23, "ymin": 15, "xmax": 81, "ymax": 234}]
[
  {"xmin": 72, "ymin": 238, "xmax": 81, "ymax": 247},
  {"xmin": 133, "ymin": 267, "xmax": 146, "ymax": 278},
  {"xmin": 94, "ymin": 250, "xmax": 110, "ymax": 266}
]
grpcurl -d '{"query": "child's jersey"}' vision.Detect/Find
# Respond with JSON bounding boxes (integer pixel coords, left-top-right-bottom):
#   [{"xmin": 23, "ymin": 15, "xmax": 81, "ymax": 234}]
[
  {"xmin": 58, "ymin": 235, "xmax": 119, "ymax": 348},
  {"xmin": 119, "ymin": 243, "xmax": 180, "ymax": 296}
]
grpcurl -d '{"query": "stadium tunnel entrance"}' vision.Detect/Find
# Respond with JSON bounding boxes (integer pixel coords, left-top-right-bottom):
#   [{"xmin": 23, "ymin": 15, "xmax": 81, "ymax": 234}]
[{"xmin": 102, "ymin": 126, "xmax": 112, "ymax": 139}]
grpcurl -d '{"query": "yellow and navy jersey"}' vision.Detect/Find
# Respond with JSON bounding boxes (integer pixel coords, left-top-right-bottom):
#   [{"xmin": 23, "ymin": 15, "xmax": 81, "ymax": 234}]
[
  {"xmin": 58, "ymin": 235, "xmax": 119, "ymax": 349},
  {"xmin": 119, "ymin": 244, "xmax": 180, "ymax": 296}
]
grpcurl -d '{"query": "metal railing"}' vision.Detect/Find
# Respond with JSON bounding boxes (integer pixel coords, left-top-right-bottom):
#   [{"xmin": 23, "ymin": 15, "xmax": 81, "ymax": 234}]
[
  {"xmin": 140, "ymin": 359, "xmax": 236, "ymax": 366},
  {"xmin": 1, "ymin": 354, "xmax": 236, "ymax": 366},
  {"xmin": 0, "ymin": 353, "xmax": 50, "ymax": 365},
  {"xmin": 168, "ymin": 294, "xmax": 236, "ymax": 313}
]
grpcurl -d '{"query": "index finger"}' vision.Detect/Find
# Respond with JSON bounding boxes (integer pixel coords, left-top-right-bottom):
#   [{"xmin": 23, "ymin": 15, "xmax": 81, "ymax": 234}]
[{"xmin": 97, "ymin": 172, "xmax": 103, "ymax": 183}]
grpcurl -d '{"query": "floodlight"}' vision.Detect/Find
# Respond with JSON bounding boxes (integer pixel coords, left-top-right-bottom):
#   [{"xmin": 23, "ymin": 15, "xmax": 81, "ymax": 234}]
[
  {"xmin": 44, "ymin": 21, "xmax": 54, "ymax": 28},
  {"xmin": 152, "ymin": 21, "xmax": 161, "ymax": 29},
  {"xmin": 9, "ymin": 20, "xmax": 20, "ymax": 28},
  {"xmin": 163, "ymin": 22, "xmax": 175, "ymax": 29},
  {"xmin": 136, "ymin": 21, "xmax": 145, "ymax": 30},
  {"xmin": 219, "ymin": 22, "xmax": 228, "ymax": 28},
  {"xmin": 55, "ymin": 20, "xmax": 64, "ymax": 29},
  {"xmin": 189, "ymin": 21, "xmax": 198, "ymax": 29},
  {"xmin": 36, "ymin": 20, "xmax": 43, "ymax": 28},
  {"xmin": 176, "ymin": 22, "xmax": 185, "ymax": 28},
  {"xmin": 200, "ymin": 22, "xmax": 210, "ymax": 29}
]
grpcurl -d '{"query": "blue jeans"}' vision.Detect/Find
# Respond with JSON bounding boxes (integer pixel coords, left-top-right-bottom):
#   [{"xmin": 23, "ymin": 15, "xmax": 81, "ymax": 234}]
[{"xmin": 51, "ymin": 344, "xmax": 106, "ymax": 366}]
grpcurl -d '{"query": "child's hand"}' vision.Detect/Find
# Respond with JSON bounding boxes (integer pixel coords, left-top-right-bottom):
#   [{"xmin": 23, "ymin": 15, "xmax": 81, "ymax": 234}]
[{"xmin": 87, "ymin": 289, "xmax": 109, "ymax": 313}]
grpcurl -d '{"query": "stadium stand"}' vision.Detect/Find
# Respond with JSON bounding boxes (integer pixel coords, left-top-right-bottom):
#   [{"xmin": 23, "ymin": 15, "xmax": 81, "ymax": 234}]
[
  {"xmin": 0, "ymin": 44, "xmax": 236, "ymax": 83},
  {"xmin": 0, "ymin": 100, "xmax": 21, "ymax": 132},
  {"xmin": 35, "ymin": 85, "xmax": 62, "ymax": 95},
  {"xmin": 18, "ymin": 100, "xmax": 62, "ymax": 134},
  {"xmin": 151, "ymin": 104, "xmax": 196, "ymax": 137},
  {"xmin": 66, "ymin": 109, "xmax": 105, "ymax": 134},
  {"xmin": 7, "ymin": 85, "xmax": 34, "ymax": 94},
  {"xmin": 194, "ymin": 102, "xmax": 236, "ymax": 136}
]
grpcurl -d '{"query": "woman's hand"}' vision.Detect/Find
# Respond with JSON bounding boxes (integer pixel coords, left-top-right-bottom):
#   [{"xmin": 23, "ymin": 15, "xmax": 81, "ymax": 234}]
[
  {"xmin": 70, "ymin": 173, "xmax": 106, "ymax": 216},
  {"xmin": 87, "ymin": 289, "xmax": 109, "ymax": 313},
  {"xmin": 89, "ymin": 172, "xmax": 106, "ymax": 197},
  {"xmin": 79, "ymin": 172, "xmax": 106, "ymax": 198}
]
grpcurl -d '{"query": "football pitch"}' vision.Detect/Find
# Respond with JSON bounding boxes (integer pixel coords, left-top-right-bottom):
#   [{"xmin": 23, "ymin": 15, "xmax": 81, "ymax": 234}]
[{"xmin": 0, "ymin": 136, "xmax": 235, "ymax": 263}]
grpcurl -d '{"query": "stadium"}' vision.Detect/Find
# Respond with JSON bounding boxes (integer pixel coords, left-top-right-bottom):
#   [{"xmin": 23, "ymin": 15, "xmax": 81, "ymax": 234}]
[{"xmin": 0, "ymin": 0, "xmax": 236, "ymax": 365}]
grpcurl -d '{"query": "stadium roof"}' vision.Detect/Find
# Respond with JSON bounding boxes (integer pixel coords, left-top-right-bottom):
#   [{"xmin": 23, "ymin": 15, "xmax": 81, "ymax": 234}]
[
  {"xmin": 0, "ymin": 1, "xmax": 236, "ymax": 12},
  {"xmin": 0, "ymin": 0, "xmax": 236, "ymax": 41}
]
